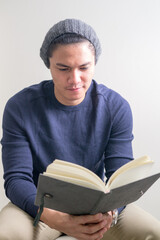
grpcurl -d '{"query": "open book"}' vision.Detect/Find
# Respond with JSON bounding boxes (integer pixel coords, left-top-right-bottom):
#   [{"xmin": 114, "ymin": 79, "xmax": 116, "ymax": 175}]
[
  {"xmin": 43, "ymin": 156, "xmax": 154, "ymax": 192},
  {"xmin": 35, "ymin": 156, "xmax": 160, "ymax": 216}
]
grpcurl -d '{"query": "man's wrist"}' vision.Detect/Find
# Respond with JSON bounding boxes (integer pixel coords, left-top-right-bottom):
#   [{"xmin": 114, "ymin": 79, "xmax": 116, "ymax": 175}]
[{"xmin": 111, "ymin": 209, "xmax": 118, "ymax": 227}]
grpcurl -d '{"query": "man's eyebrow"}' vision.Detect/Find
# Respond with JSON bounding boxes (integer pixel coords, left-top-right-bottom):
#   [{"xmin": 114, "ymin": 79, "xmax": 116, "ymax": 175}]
[
  {"xmin": 56, "ymin": 62, "xmax": 91, "ymax": 68},
  {"xmin": 56, "ymin": 63, "xmax": 70, "ymax": 68},
  {"xmin": 80, "ymin": 62, "xmax": 91, "ymax": 67}
]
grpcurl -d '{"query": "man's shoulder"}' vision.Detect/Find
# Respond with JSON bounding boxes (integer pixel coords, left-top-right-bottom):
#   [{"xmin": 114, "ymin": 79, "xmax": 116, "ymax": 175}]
[
  {"xmin": 91, "ymin": 80, "xmax": 132, "ymax": 125},
  {"xmin": 6, "ymin": 80, "xmax": 53, "ymax": 107},
  {"xmin": 91, "ymin": 80, "xmax": 126, "ymax": 105}
]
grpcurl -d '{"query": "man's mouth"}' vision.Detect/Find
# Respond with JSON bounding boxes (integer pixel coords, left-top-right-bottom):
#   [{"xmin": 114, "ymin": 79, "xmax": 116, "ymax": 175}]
[{"xmin": 67, "ymin": 86, "xmax": 83, "ymax": 91}]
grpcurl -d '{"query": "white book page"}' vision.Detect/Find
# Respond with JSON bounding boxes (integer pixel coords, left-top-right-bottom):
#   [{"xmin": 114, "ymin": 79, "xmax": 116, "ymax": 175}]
[{"xmin": 107, "ymin": 162, "xmax": 154, "ymax": 190}]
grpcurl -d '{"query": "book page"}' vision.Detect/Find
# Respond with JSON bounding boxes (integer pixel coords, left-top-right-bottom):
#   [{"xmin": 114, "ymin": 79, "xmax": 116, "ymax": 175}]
[
  {"xmin": 45, "ymin": 160, "xmax": 106, "ymax": 192},
  {"xmin": 106, "ymin": 156, "xmax": 152, "ymax": 188},
  {"xmin": 106, "ymin": 160, "xmax": 154, "ymax": 190}
]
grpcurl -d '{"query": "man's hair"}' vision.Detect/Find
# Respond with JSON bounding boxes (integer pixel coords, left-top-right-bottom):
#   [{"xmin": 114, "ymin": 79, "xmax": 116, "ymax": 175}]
[{"xmin": 47, "ymin": 33, "xmax": 95, "ymax": 59}]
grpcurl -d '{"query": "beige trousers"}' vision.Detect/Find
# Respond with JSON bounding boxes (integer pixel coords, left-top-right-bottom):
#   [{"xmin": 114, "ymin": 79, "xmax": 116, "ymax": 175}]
[{"xmin": 0, "ymin": 202, "xmax": 160, "ymax": 240}]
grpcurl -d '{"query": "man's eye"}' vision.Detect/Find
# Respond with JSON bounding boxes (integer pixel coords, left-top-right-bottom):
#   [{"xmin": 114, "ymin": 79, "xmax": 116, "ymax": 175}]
[
  {"xmin": 80, "ymin": 67, "xmax": 88, "ymax": 71},
  {"xmin": 58, "ymin": 68, "xmax": 68, "ymax": 71}
]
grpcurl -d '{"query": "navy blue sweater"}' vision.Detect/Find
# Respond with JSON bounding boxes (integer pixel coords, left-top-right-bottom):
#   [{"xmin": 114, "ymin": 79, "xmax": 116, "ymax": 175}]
[{"xmin": 1, "ymin": 80, "xmax": 133, "ymax": 217}]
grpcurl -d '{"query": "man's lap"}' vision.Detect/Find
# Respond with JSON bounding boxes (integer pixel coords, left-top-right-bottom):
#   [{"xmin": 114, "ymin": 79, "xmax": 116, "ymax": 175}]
[
  {"xmin": 0, "ymin": 202, "xmax": 159, "ymax": 240},
  {"xmin": 0, "ymin": 202, "xmax": 60, "ymax": 240}
]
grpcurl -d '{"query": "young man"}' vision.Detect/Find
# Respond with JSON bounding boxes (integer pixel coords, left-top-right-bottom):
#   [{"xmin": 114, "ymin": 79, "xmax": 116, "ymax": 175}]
[{"xmin": 0, "ymin": 19, "xmax": 160, "ymax": 240}]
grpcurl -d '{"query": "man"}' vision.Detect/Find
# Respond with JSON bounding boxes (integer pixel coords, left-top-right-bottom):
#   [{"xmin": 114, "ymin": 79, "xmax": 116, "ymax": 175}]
[{"xmin": 0, "ymin": 18, "xmax": 160, "ymax": 240}]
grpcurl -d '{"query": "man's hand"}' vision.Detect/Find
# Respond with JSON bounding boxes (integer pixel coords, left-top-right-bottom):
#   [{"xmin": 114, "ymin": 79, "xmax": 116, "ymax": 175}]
[{"xmin": 40, "ymin": 208, "xmax": 113, "ymax": 240}]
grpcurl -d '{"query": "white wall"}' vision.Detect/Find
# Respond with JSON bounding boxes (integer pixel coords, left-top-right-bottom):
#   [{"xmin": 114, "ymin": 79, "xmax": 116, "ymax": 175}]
[{"xmin": 0, "ymin": 0, "xmax": 160, "ymax": 220}]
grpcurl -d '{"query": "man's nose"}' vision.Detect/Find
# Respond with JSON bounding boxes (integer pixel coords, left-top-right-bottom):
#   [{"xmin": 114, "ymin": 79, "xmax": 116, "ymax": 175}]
[{"xmin": 68, "ymin": 70, "xmax": 81, "ymax": 84}]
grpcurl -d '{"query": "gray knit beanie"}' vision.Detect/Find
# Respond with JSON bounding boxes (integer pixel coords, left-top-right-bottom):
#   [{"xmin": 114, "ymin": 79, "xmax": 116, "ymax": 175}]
[{"xmin": 40, "ymin": 18, "xmax": 102, "ymax": 68}]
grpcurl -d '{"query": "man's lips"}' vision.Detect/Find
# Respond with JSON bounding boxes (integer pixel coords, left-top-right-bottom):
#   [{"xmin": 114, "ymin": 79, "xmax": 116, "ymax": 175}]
[{"xmin": 67, "ymin": 86, "xmax": 83, "ymax": 91}]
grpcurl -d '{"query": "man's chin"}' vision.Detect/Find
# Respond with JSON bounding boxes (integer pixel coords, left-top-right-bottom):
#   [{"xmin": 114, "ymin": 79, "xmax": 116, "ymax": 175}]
[{"xmin": 65, "ymin": 95, "xmax": 85, "ymax": 106}]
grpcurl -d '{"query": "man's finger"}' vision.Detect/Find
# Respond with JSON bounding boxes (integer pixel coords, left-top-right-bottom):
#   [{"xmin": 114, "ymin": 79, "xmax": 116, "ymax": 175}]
[{"xmin": 74, "ymin": 213, "xmax": 104, "ymax": 225}]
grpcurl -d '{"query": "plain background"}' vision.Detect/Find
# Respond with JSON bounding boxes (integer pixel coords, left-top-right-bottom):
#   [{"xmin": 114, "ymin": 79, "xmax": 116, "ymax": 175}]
[{"xmin": 0, "ymin": 0, "xmax": 160, "ymax": 220}]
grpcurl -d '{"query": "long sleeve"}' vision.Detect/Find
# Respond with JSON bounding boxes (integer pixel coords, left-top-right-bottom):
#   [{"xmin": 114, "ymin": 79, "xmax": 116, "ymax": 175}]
[
  {"xmin": 104, "ymin": 92, "xmax": 134, "ymax": 214},
  {"xmin": 1, "ymin": 97, "xmax": 38, "ymax": 217},
  {"xmin": 104, "ymin": 95, "xmax": 134, "ymax": 180}
]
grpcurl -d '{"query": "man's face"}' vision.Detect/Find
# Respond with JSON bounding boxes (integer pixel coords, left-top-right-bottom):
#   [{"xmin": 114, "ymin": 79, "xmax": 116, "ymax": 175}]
[{"xmin": 49, "ymin": 42, "xmax": 95, "ymax": 106}]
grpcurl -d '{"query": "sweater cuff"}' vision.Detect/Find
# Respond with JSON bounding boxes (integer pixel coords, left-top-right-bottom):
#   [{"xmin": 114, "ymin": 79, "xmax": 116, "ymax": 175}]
[{"xmin": 117, "ymin": 206, "xmax": 125, "ymax": 215}]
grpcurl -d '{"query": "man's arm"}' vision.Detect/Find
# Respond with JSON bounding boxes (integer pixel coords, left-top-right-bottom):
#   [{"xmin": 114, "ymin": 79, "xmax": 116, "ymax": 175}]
[
  {"xmin": 105, "ymin": 97, "xmax": 134, "ymax": 175},
  {"xmin": 105, "ymin": 96, "xmax": 134, "ymax": 215},
  {"xmin": 1, "ymin": 97, "xmax": 38, "ymax": 217}
]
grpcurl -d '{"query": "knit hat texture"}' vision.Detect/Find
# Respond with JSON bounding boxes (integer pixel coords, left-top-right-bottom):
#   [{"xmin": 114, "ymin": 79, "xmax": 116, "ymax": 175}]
[{"xmin": 40, "ymin": 18, "xmax": 102, "ymax": 68}]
